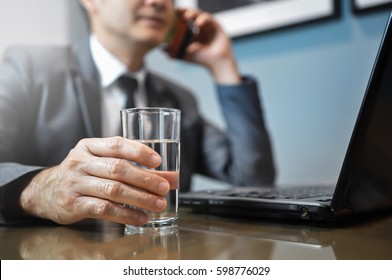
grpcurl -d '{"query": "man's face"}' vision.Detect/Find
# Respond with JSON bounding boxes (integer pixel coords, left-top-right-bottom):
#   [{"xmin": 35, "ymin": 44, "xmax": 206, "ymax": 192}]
[{"xmin": 92, "ymin": 0, "xmax": 175, "ymax": 49}]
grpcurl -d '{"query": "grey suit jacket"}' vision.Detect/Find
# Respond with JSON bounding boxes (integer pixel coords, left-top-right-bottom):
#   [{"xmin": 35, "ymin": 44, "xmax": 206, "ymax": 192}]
[{"xmin": 0, "ymin": 40, "xmax": 275, "ymax": 224}]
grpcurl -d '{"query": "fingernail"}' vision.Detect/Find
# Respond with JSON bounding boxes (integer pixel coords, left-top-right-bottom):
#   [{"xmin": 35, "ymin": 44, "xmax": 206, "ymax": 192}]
[
  {"xmin": 158, "ymin": 182, "xmax": 170, "ymax": 194},
  {"xmin": 156, "ymin": 198, "xmax": 166, "ymax": 209},
  {"xmin": 138, "ymin": 214, "xmax": 148, "ymax": 225},
  {"xmin": 150, "ymin": 154, "xmax": 161, "ymax": 166}
]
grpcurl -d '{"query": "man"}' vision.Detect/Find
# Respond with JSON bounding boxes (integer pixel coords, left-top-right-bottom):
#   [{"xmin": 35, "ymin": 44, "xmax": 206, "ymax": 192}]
[{"xmin": 0, "ymin": 0, "xmax": 275, "ymax": 226}]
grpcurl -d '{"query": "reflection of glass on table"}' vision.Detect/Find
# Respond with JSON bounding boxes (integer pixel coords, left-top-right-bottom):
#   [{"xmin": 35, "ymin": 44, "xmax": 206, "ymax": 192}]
[{"xmin": 13, "ymin": 222, "xmax": 181, "ymax": 260}]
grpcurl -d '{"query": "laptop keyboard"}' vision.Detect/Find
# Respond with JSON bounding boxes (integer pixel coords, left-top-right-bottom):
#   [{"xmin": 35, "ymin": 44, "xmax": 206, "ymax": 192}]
[{"xmin": 223, "ymin": 186, "xmax": 334, "ymax": 200}]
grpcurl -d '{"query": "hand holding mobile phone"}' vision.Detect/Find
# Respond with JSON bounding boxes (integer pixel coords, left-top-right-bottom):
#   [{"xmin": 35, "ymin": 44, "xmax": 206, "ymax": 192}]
[{"xmin": 164, "ymin": 10, "xmax": 196, "ymax": 59}]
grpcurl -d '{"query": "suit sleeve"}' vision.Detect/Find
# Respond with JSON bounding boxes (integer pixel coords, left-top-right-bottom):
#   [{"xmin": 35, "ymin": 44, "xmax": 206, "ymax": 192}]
[
  {"xmin": 0, "ymin": 48, "xmax": 45, "ymax": 224},
  {"xmin": 198, "ymin": 76, "xmax": 276, "ymax": 186}
]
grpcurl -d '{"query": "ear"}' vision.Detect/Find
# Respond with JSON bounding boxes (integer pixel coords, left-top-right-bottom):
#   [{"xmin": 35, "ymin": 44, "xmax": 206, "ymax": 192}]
[{"xmin": 79, "ymin": 0, "xmax": 98, "ymax": 14}]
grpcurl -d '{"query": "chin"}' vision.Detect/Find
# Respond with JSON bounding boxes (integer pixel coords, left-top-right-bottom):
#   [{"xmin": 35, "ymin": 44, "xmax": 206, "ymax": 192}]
[
  {"xmin": 136, "ymin": 38, "xmax": 162, "ymax": 51},
  {"xmin": 139, "ymin": 35, "xmax": 165, "ymax": 47}
]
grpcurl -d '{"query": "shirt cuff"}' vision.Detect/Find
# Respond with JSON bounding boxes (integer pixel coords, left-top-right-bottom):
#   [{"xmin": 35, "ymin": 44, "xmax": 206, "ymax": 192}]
[{"xmin": 216, "ymin": 75, "xmax": 258, "ymax": 94}]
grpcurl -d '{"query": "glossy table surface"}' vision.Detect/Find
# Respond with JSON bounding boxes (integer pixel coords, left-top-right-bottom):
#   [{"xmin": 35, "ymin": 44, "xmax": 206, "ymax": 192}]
[{"xmin": 1, "ymin": 209, "xmax": 392, "ymax": 260}]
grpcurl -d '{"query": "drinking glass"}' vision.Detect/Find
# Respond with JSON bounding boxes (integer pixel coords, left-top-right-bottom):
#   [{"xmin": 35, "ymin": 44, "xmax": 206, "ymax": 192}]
[{"xmin": 121, "ymin": 107, "xmax": 181, "ymax": 234}]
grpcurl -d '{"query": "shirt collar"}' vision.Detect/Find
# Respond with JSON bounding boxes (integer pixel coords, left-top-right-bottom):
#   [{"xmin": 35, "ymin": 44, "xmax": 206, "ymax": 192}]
[{"xmin": 89, "ymin": 34, "xmax": 146, "ymax": 88}]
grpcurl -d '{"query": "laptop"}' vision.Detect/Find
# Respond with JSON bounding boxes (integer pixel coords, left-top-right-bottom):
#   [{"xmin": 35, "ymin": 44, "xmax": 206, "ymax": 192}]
[{"xmin": 179, "ymin": 13, "xmax": 392, "ymax": 223}]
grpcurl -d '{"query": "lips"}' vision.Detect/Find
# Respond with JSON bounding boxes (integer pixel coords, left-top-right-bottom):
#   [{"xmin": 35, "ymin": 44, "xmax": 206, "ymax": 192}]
[{"xmin": 137, "ymin": 14, "xmax": 166, "ymax": 27}]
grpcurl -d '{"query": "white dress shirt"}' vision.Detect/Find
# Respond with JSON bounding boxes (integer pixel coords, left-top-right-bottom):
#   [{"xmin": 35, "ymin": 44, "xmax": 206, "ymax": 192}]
[{"xmin": 89, "ymin": 35, "xmax": 147, "ymax": 137}]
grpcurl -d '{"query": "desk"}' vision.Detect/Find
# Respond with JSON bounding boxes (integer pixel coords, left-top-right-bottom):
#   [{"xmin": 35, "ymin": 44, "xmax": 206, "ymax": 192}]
[{"xmin": 1, "ymin": 210, "xmax": 391, "ymax": 259}]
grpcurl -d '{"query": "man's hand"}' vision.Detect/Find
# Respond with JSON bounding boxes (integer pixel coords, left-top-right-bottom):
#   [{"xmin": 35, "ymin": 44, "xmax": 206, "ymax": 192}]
[
  {"xmin": 180, "ymin": 8, "xmax": 241, "ymax": 85},
  {"xmin": 19, "ymin": 137, "xmax": 170, "ymax": 225}
]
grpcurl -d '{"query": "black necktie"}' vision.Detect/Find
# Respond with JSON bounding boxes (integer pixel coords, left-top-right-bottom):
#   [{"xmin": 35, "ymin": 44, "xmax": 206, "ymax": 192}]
[{"xmin": 118, "ymin": 75, "xmax": 138, "ymax": 109}]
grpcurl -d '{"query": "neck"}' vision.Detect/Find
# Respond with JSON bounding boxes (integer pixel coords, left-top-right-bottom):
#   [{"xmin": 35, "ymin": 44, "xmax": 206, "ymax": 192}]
[{"xmin": 94, "ymin": 33, "xmax": 151, "ymax": 73}]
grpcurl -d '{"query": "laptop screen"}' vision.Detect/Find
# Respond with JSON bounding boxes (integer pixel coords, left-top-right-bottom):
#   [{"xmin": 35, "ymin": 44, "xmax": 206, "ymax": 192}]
[{"xmin": 333, "ymin": 14, "xmax": 392, "ymax": 214}]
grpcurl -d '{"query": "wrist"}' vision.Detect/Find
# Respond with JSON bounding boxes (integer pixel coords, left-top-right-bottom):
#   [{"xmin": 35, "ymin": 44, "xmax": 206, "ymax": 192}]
[
  {"xmin": 19, "ymin": 168, "xmax": 51, "ymax": 219},
  {"xmin": 210, "ymin": 56, "xmax": 241, "ymax": 85},
  {"xmin": 19, "ymin": 175, "xmax": 38, "ymax": 217}
]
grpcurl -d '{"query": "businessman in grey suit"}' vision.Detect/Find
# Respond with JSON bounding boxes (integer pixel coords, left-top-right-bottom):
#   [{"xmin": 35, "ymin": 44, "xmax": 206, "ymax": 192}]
[{"xmin": 0, "ymin": 0, "xmax": 275, "ymax": 225}]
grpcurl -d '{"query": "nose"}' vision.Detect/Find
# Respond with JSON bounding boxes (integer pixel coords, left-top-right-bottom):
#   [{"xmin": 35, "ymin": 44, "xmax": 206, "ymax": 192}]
[
  {"xmin": 144, "ymin": 0, "xmax": 168, "ymax": 6},
  {"xmin": 144, "ymin": 0, "xmax": 172, "ymax": 12}
]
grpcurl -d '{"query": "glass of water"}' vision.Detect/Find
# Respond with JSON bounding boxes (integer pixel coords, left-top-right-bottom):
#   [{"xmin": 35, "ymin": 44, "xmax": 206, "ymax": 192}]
[{"xmin": 121, "ymin": 107, "xmax": 181, "ymax": 234}]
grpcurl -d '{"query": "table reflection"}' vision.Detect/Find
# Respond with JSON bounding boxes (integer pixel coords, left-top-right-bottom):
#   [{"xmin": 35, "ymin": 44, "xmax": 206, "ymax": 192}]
[
  {"xmin": 0, "ymin": 221, "xmax": 180, "ymax": 260},
  {"xmin": 178, "ymin": 211, "xmax": 392, "ymax": 260},
  {"xmin": 1, "ymin": 211, "xmax": 392, "ymax": 260}
]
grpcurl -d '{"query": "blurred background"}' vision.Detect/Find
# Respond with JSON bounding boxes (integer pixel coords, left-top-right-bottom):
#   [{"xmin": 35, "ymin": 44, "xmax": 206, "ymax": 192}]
[{"xmin": 0, "ymin": 0, "xmax": 390, "ymax": 190}]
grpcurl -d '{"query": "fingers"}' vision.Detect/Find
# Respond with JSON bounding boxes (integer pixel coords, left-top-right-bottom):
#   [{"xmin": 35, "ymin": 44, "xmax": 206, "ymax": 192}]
[
  {"xmin": 75, "ymin": 136, "xmax": 170, "ymax": 194},
  {"xmin": 77, "ymin": 176, "xmax": 168, "ymax": 212},
  {"xmin": 80, "ymin": 155, "xmax": 170, "ymax": 195},
  {"xmin": 74, "ymin": 196, "xmax": 150, "ymax": 226},
  {"xmin": 193, "ymin": 11, "xmax": 214, "ymax": 30},
  {"xmin": 180, "ymin": 8, "xmax": 204, "ymax": 22},
  {"xmin": 79, "ymin": 137, "xmax": 162, "ymax": 168},
  {"xmin": 179, "ymin": 8, "xmax": 226, "ymax": 62},
  {"xmin": 181, "ymin": 8, "xmax": 217, "ymax": 31},
  {"xmin": 72, "ymin": 137, "xmax": 170, "ymax": 216}
]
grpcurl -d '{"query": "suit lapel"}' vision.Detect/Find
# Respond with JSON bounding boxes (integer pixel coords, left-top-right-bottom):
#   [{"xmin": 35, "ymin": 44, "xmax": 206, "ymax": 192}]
[{"xmin": 70, "ymin": 39, "xmax": 102, "ymax": 138}]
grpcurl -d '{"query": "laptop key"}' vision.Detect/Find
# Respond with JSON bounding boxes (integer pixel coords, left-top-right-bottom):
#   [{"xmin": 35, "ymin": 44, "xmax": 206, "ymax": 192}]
[{"xmin": 228, "ymin": 186, "xmax": 333, "ymax": 200}]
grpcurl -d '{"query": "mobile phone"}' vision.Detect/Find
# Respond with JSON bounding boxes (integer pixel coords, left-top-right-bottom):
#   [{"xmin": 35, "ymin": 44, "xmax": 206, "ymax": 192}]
[{"xmin": 164, "ymin": 10, "xmax": 196, "ymax": 59}]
